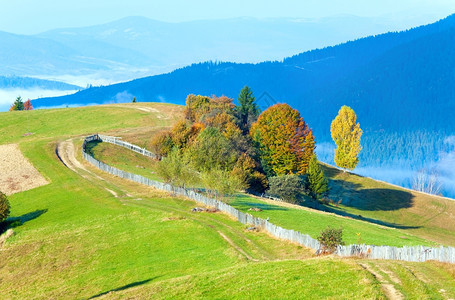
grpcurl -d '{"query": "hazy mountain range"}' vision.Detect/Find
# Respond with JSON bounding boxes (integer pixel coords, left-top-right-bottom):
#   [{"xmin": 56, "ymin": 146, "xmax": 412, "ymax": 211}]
[
  {"xmin": 0, "ymin": 15, "xmax": 439, "ymax": 85},
  {"xmin": 33, "ymin": 14, "xmax": 455, "ymax": 197}
]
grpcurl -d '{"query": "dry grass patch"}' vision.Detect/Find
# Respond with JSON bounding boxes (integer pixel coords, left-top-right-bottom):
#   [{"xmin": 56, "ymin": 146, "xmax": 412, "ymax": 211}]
[{"xmin": 0, "ymin": 144, "xmax": 48, "ymax": 195}]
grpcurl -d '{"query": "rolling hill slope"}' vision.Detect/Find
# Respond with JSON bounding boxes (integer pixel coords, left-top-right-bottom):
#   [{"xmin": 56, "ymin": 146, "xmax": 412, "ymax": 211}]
[{"xmin": 0, "ymin": 103, "xmax": 454, "ymax": 298}]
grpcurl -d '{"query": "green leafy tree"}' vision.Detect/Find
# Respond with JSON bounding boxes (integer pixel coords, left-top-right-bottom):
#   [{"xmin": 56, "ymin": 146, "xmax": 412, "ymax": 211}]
[
  {"xmin": 267, "ymin": 175, "xmax": 304, "ymax": 204},
  {"xmin": 331, "ymin": 105, "xmax": 362, "ymax": 171},
  {"xmin": 235, "ymin": 86, "xmax": 260, "ymax": 132},
  {"xmin": 306, "ymin": 154, "xmax": 329, "ymax": 200},
  {"xmin": 187, "ymin": 127, "xmax": 237, "ymax": 172},
  {"xmin": 200, "ymin": 168, "xmax": 244, "ymax": 201},
  {"xmin": 9, "ymin": 96, "xmax": 24, "ymax": 111},
  {"xmin": 250, "ymin": 103, "xmax": 315, "ymax": 176},
  {"xmin": 156, "ymin": 148, "xmax": 198, "ymax": 188},
  {"xmin": 0, "ymin": 191, "xmax": 10, "ymax": 223},
  {"xmin": 132, "ymin": 97, "xmax": 136, "ymax": 103}
]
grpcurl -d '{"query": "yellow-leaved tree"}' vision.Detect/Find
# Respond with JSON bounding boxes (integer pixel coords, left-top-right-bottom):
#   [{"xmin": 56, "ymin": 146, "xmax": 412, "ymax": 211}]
[{"xmin": 330, "ymin": 105, "xmax": 362, "ymax": 171}]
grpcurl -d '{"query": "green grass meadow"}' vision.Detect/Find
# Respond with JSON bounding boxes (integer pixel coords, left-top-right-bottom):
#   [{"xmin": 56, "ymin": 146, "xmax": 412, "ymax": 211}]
[{"xmin": 0, "ymin": 104, "xmax": 454, "ymax": 299}]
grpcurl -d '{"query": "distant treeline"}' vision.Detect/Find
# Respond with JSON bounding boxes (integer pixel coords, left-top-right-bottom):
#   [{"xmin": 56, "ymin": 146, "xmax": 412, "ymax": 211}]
[{"xmin": 0, "ymin": 76, "xmax": 80, "ymax": 90}]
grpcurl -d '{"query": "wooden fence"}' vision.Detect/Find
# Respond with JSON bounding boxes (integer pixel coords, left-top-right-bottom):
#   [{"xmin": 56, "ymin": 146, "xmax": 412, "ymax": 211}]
[{"xmin": 82, "ymin": 134, "xmax": 455, "ymax": 264}]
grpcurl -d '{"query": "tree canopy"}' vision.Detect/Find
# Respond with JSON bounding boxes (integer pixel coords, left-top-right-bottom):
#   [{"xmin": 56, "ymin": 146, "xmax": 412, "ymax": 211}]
[
  {"xmin": 330, "ymin": 105, "xmax": 362, "ymax": 171},
  {"xmin": 250, "ymin": 103, "xmax": 315, "ymax": 176}
]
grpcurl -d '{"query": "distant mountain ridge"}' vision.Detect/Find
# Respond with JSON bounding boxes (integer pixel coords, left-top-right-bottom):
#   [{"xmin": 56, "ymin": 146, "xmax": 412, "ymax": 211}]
[
  {"xmin": 34, "ymin": 14, "xmax": 455, "ymax": 133},
  {"xmin": 0, "ymin": 15, "xmax": 435, "ymax": 84}
]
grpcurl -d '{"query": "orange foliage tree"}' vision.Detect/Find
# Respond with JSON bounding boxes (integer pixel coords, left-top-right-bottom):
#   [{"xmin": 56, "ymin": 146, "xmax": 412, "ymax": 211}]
[
  {"xmin": 250, "ymin": 103, "xmax": 315, "ymax": 176},
  {"xmin": 24, "ymin": 99, "xmax": 33, "ymax": 110}
]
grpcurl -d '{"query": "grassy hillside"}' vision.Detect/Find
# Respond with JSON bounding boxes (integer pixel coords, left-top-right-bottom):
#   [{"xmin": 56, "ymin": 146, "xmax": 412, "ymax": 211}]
[
  {"xmin": 88, "ymin": 135, "xmax": 455, "ymax": 247},
  {"xmin": 0, "ymin": 103, "xmax": 454, "ymax": 299}
]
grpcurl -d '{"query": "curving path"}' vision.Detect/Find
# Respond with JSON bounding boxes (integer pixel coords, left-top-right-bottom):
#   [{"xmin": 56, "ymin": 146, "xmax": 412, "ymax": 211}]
[{"xmin": 55, "ymin": 138, "xmax": 283, "ymax": 262}]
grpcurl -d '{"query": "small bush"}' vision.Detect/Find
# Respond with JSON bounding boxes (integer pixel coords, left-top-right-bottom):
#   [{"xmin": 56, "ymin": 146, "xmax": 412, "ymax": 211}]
[
  {"xmin": 0, "ymin": 192, "xmax": 10, "ymax": 223},
  {"xmin": 267, "ymin": 175, "xmax": 304, "ymax": 204},
  {"xmin": 317, "ymin": 227, "xmax": 345, "ymax": 254}
]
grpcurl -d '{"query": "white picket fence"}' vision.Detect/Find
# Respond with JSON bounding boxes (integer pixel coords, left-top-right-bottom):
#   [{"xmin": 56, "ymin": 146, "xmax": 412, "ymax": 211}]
[{"xmin": 82, "ymin": 134, "xmax": 455, "ymax": 264}]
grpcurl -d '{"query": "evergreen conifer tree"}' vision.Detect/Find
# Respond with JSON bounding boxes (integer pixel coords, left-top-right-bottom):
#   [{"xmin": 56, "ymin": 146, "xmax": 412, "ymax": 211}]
[
  {"xmin": 236, "ymin": 86, "xmax": 260, "ymax": 132},
  {"xmin": 9, "ymin": 96, "xmax": 24, "ymax": 111},
  {"xmin": 307, "ymin": 154, "xmax": 328, "ymax": 200}
]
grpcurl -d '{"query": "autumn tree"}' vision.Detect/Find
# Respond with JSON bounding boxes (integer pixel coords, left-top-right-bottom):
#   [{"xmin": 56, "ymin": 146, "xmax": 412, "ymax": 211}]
[
  {"xmin": 306, "ymin": 154, "xmax": 329, "ymax": 200},
  {"xmin": 150, "ymin": 131, "xmax": 174, "ymax": 159},
  {"xmin": 250, "ymin": 103, "xmax": 315, "ymax": 176},
  {"xmin": 23, "ymin": 99, "xmax": 33, "ymax": 111},
  {"xmin": 9, "ymin": 96, "xmax": 24, "ymax": 111},
  {"xmin": 185, "ymin": 94, "xmax": 234, "ymax": 123},
  {"xmin": 232, "ymin": 153, "xmax": 268, "ymax": 193},
  {"xmin": 235, "ymin": 86, "xmax": 260, "ymax": 132},
  {"xmin": 330, "ymin": 105, "xmax": 362, "ymax": 171},
  {"xmin": 0, "ymin": 191, "xmax": 10, "ymax": 223}
]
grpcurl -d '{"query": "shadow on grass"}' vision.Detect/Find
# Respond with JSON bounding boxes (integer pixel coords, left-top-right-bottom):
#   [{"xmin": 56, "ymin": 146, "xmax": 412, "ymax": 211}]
[
  {"xmin": 329, "ymin": 183, "xmax": 415, "ymax": 211},
  {"xmin": 88, "ymin": 277, "xmax": 160, "ymax": 299},
  {"xmin": 0, "ymin": 209, "xmax": 48, "ymax": 234},
  {"xmin": 326, "ymin": 205, "xmax": 420, "ymax": 229},
  {"xmin": 322, "ymin": 164, "xmax": 416, "ymax": 211},
  {"xmin": 84, "ymin": 140, "xmax": 102, "ymax": 156},
  {"xmin": 232, "ymin": 195, "xmax": 289, "ymax": 212},
  {"xmin": 239, "ymin": 201, "xmax": 289, "ymax": 211}
]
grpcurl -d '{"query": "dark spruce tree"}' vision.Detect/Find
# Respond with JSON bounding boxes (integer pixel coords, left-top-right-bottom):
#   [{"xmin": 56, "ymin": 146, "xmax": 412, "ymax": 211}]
[
  {"xmin": 306, "ymin": 154, "xmax": 329, "ymax": 200},
  {"xmin": 235, "ymin": 86, "xmax": 260, "ymax": 133},
  {"xmin": 9, "ymin": 96, "xmax": 24, "ymax": 111}
]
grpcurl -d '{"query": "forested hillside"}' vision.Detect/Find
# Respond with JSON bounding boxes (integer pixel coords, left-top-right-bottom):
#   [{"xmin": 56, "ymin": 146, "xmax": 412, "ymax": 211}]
[
  {"xmin": 33, "ymin": 14, "xmax": 455, "ymax": 196},
  {"xmin": 0, "ymin": 76, "xmax": 80, "ymax": 90}
]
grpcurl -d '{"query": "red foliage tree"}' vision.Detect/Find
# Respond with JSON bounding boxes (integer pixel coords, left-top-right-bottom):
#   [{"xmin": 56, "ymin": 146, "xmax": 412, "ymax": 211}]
[{"xmin": 23, "ymin": 99, "xmax": 33, "ymax": 111}]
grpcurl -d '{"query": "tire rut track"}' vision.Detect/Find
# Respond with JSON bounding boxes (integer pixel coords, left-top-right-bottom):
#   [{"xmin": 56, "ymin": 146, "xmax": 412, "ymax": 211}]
[{"xmin": 358, "ymin": 262, "xmax": 404, "ymax": 300}]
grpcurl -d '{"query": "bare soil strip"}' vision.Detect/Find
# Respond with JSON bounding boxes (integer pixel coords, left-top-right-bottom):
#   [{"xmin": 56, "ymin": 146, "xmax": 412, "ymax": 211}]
[
  {"xmin": 0, "ymin": 144, "xmax": 48, "ymax": 195},
  {"xmin": 56, "ymin": 140, "xmax": 104, "ymax": 181},
  {"xmin": 359, "ymin": 263, "xmax": 404, "ymax": 300}
]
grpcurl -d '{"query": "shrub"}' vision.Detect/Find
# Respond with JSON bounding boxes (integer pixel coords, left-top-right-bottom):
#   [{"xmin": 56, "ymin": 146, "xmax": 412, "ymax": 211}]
[
  {"xmin": 267, "ymin": 175, "xmax": 304, "ymax": 204},
  {"xmin": 0, "ymin": 192, "xmax": 10, "ymax": 223},
  {"xmin": 317, "ymin": 227, "xmax": 345, "ymax": 254}
]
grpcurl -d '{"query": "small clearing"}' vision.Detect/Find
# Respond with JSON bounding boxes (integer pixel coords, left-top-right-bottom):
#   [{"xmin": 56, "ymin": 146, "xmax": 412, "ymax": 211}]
[{"xmin": 0, "ymin": 144, "xmax": 48, "ymax": 195}]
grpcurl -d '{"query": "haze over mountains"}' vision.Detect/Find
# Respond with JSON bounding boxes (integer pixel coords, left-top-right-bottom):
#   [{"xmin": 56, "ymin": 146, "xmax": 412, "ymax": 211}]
[
  {"xmin": 0, "ymin": 15, "xmax": 442, "ymax": 86},
  {"xmin": 33, "ymin": 14, "xmax": 455, "ymax": 197}
]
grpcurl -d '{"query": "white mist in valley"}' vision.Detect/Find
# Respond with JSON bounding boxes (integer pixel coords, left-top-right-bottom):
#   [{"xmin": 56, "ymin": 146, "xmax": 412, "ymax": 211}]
[
  {"xmin": 0, "ymin": 88, "xmax": 77, "ymax": 111},
  {"xmin": 316, "ymin": 140, "xmax": 455, "ymax": 199}
]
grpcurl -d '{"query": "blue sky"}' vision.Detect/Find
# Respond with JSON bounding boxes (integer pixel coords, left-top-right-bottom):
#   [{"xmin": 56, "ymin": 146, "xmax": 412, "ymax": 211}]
[{"xmin": 1, "ymin": 0, "xmax": 455, "ymax": 34}]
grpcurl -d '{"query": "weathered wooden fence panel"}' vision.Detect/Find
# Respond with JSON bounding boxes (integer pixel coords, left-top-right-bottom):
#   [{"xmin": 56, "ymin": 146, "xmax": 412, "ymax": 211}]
[{"xmin": 82, "ymin": 134, "xmax": 455, "ymax": 264}]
